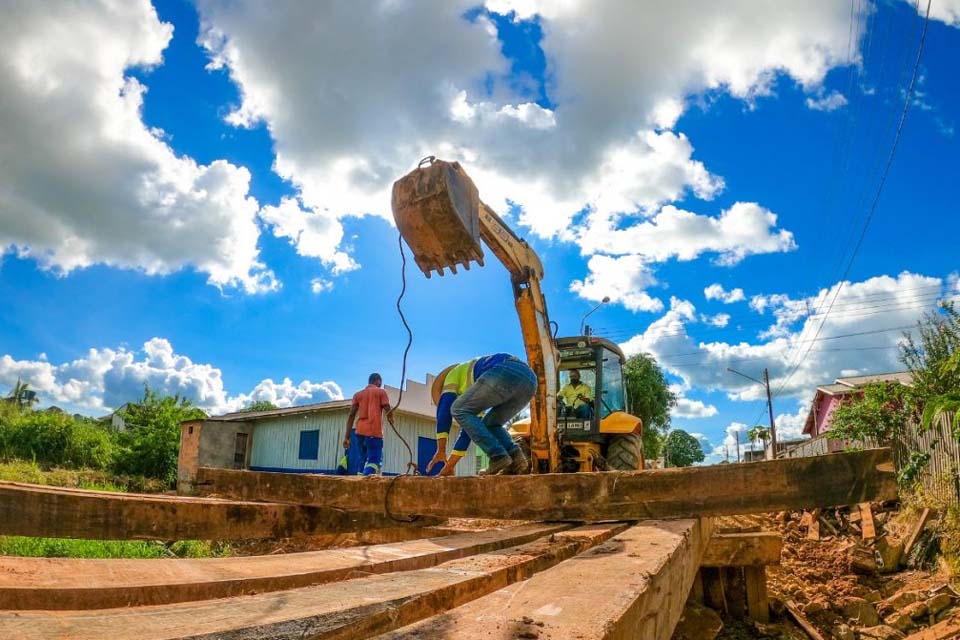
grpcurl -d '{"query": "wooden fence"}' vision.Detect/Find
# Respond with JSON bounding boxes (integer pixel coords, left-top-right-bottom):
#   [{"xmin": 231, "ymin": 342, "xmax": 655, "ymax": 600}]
[{"xmin": 781, "ymin": 412, "xmax": 960, "ymax": 507}]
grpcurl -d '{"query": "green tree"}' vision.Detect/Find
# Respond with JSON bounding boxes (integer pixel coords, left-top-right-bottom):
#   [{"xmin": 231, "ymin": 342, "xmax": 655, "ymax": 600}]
[
  {"xmin": 623, "ymin": 353, "xmax": 675, "ymax": 460},
  {"xmin": 747, "ymin": 425, "xmax": 770, "ymax": 452},
  {"xmin": 663, "ymin": 429, "xmax": 705, "ymax": 467},
  {"xmin": 899, "ymin": 302, "xmax": 960, "ymax": 434},
  {"xmin": 919, "ymin": 351, "xmax": 960, "ymax": 435},
  {"xmin": 1, "ymin": 411, "xmax": 115, "ymax": 470},
  {"xmin": 112, "ymin": 387, "xmax": 205, "ymax": 485},
  {"xmin": 240, "ymin": 400, "xmax": 277, "ymax": 413},
  {"xmin": 899, "ymin": 301, "xmax": 960, "ymax": 403},
  {"xmin": 829, "ymin": 382, "xmax": 910, "ymax": 445}
]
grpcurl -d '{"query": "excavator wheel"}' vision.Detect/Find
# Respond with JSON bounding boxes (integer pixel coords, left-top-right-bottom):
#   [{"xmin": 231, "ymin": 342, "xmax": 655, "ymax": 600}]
[{"xmin": 606, "ymin": 433, "xmax": 643, "ymax": 471}]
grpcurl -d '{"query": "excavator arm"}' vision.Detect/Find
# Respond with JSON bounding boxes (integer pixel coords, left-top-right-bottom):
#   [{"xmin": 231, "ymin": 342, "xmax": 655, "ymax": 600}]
[
  {"xmin": 478, "ymin": 204, "xmax": 559, "ymax": 472},
  {"xmin": 392, "ymin": 159, "xmax": 560, "ymax": 472}
]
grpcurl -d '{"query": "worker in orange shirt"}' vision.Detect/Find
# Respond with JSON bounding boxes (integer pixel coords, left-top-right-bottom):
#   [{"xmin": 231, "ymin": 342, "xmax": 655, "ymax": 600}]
[{"xmin": 343, "ymin": 373, "xmax": 394, "ymax": 475}]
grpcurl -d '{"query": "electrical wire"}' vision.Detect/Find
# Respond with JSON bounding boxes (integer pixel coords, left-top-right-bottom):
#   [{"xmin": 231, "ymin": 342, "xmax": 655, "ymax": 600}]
[
  {"xmin": 770, "ymin": 0, "xmax": 933, "ymax": 402},
  {"xmin": 389, "ymin": 231, "xmax": 420, "ymax": 477}
]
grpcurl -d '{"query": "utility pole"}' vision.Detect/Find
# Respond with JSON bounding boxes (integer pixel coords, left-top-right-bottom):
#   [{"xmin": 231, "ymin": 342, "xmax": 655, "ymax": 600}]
[
  {"xmin": 727, "ymin": 367, "xmax": 778, "ymax": 460},
  {"xmin": 735, "ymin": 430, "xmax": 741, "ymax": 463},
  {"xmin": 763, "ymin": 368, "xmax": 777, "ymax": 458}
]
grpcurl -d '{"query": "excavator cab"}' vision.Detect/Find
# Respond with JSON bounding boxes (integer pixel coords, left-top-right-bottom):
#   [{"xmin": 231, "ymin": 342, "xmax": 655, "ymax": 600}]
[{"xmin": 553, "ymin": 336, "xmax": 643, "ymax": 472}]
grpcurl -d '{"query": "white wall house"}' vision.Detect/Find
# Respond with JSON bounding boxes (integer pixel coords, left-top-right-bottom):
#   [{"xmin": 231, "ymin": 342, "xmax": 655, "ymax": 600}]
[{"xmin": 178, "ymin": 377, "xmax": 477, "ymax": 491}]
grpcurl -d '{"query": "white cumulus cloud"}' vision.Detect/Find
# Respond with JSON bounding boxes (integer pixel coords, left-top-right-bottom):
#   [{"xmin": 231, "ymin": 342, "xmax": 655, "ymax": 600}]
[
  {"xmin": 621, "ymin": 272, "xmax": 948, "ymax": 403},
  {"xmin": 0, "ymin": 0, "xmax": 275, "ymax": 293},
  {"xmin": 0, "ymin": 339, "xmax": 342, "ymax": 415},
  {"xmin": 704, "ymin": 284, "xmax": 746, "ymax": 304},
  {"xmin": 806, "ymin": 91, "xmax": 849, "ymax": 111},
  {"xmin": 194, "ymin": 0, "xmax": 857, "ymax": 287}
]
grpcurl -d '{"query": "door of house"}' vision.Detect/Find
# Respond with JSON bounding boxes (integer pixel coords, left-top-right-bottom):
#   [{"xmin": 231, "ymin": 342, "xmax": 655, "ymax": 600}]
[{"xmin": 233, "ymin": 432, "xmax": 249, "ymax": 469}]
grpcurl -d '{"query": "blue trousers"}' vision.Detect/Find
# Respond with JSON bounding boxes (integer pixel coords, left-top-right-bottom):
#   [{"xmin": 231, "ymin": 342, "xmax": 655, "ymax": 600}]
[
  {"xmin": 451, "ymin": 359, "xmax": 537, "ymax": 459},
  {"xmin": 356, "ymin": 434, "xmax": 383, "ymax": 476}
]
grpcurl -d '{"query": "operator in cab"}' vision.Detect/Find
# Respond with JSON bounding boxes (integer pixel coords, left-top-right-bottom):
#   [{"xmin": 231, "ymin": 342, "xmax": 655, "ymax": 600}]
[
  {"xmin": 559, "ymin": 369, "xmax": 593, "ymax": 419},
  {"xmin": 427, "ymin": 353, "xmax": 535, "ymax": 477}
]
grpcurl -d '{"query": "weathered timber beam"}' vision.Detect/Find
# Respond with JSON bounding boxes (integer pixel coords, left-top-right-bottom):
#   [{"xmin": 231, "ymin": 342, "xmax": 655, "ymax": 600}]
[
  {"xmin": 377, "ymin": 518, "xmax": 714, "ymax": 640},
  {"xmin": 701, "ymin": 532, "xmax": 782, "ymax": 567},
  {"xmin": 0, "ymin": 523, "xmax": 569, "ymax": 610},
  {"xmin": 0, "ymin": 523, "xmax": 629, "ymax": 640},
  {"xmin": 0, "ymin": 481, "xmax": 436, "ymax": 540},
  {"xmin": 196, "ymin": 448, "xmax": 897, "ymax": 521}
]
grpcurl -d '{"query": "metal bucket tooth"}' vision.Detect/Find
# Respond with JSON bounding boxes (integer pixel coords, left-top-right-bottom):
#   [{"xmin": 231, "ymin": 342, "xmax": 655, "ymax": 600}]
[{"xmin": 392, "ymin": 158, "xmax": 484, "ymax": 278}]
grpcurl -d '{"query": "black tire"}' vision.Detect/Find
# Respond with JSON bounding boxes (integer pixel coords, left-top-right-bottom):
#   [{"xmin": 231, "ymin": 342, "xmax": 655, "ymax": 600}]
[{"xmin": 606, "ymin": 433, "xmax": 643, "ymax": 471}]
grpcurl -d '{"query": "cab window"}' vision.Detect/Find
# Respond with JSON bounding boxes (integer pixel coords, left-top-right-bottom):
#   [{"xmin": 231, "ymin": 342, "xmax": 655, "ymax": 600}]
[{"xmin": 600, "ymin": 349, "xmax": 626, "ymax": 417}]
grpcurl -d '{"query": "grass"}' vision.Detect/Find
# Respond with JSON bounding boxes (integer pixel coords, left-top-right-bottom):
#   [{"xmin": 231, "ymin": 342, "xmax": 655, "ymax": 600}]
[
  {"xmin": 0, "ymin": 459, "xmax": 164, "ymax": 492},
  {"xmin": 0, "ymin": 459, "xmax": 231, "ymax": 559},
  {"xmin": 0, "ymin": 537, "xmax": 231, "ymax": 559}
]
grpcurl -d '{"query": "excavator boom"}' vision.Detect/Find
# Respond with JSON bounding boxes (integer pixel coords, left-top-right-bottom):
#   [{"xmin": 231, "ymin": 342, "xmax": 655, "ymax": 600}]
[{"xmin": 392, "ymin": 158, "xmax": 560, "ymax": 472}]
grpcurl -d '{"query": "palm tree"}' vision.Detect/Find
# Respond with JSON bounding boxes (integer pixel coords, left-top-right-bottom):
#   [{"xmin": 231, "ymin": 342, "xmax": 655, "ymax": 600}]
[
  {"xmin": 5, "ymin": 378, "xmax": 38, "ymax": 410},
  {"xmin": 747, "ymin": 425, "xmax": 770, "ymax": 452}
]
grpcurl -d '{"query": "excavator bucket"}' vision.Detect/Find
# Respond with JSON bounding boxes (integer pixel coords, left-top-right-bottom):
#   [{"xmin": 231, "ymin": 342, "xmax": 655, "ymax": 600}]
[{"xmin": 391, "ymin": 157, "xmax": 485, "ymax": 277}]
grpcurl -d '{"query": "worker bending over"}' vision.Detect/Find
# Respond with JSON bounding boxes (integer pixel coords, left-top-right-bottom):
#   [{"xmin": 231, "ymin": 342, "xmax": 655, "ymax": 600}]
[
  {"xmin": 428, "ymin": 353, "xmax": 535, "ymax": 476},
  {"xmin": 559, "ymin": 369, "xmax": 593, "ymax": 419},
  {"xmin": 343, "ymin": 373, "xmax": 394, "ymax": 476}
]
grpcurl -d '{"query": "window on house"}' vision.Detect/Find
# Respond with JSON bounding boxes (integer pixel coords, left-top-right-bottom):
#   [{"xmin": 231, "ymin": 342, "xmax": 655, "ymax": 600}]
[
  {"xmin": 299, "ymin": 429, "xmax": 320, "ymax": 460},
  {"xmin": 233, "ymin": 433, "xmax": 249, "ymax": 469}
]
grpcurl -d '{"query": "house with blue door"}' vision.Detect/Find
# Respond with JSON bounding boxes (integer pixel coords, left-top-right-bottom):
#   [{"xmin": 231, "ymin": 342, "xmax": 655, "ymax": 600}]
[{"xmin": 176, "ymin": 376, "xmax": 480, "ymax": 493}]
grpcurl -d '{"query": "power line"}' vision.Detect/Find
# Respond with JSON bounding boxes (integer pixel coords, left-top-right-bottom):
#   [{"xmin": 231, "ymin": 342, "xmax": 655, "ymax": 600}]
[
  {"xmin": 769, "ymin": 0, "xmax": 932, "ymax": 402},
  {"xmin": 596, "ymin": 294, "xmax": 954, "ymax": 342}
]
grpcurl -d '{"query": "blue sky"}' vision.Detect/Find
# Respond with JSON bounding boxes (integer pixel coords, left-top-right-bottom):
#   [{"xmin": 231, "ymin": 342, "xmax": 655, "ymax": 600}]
[{"xmin": 1, "ymin": 0, "xmax": 958, "ymax": 462}]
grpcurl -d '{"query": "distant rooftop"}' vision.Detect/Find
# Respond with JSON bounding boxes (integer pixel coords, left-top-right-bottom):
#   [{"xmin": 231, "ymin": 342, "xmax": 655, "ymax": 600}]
[{"xmin": 815, "ymin": 371, "xmax": 914, "ymax": 396}]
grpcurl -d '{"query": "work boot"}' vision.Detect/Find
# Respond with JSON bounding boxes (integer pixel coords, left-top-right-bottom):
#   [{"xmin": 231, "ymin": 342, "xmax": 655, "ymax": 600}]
[
  {"xmin": 482, "ymin": 454, "xmax": 513, "ymax": 476},
  {"xmin": 505, "ymin": 447, "xmax": 529, "ymax": 475}
]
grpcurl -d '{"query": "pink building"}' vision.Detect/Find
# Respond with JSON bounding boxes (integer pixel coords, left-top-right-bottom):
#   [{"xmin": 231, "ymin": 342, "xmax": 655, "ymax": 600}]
[{"xmin": 802, "ymin": 371, "xmax": 914, "ymax": 438}]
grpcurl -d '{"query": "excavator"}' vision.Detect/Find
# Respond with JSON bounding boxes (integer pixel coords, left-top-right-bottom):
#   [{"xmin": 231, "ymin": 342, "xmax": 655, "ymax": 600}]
[{"xmin": 391, "ymin": 157, "xmax": 644, "ymax": 474}]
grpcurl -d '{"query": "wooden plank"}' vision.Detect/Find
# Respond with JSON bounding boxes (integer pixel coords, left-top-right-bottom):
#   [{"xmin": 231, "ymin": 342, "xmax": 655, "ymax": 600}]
[
  {"xmin": 903, "ymin": 507, "xmax": 932, "ymax": 560},
  {"xmin": 196, "ymin": 448, "xmax": 897, "ymax": 521},
  {"xmin": 0, "ymin": 523, "xmax": 569, "ymax": 610},
  {"xmin": 818, "ymin": 515, "xmax": 839, "ymax": 537},
  {"xmin": 0, "ymin": 481, "xmax": 429, "ymax": 540},
  {"xmin": 0, "ymin": 523, "xmax": 628, "ymax": 640},
  {"xmin": 701, "ymin": 532, "xmax": 782, "ymax": 567},
  {"xmin": 859, "ymin": 502, "xmax": 876, "ymax": 539},
  {"xmin": 744, "ymin": 566, "xmax": 769, "ymax": 623},
  {"xmin": 377, "ymin": 518, "xmax": 714, "ymax": 640},
  {"xmin": 784, "ymin": 598, "xmax": 826, "ymax": 640},
  {"xmin": 903, "ymin": 615, "xmax": 960, "ymax": 639}
]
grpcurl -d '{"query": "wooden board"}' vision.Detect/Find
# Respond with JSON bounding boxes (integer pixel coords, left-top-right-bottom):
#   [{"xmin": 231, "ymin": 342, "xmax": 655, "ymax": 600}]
[
  {"xmin": 903, "ymin": 615, "xmax": 960, "ymax": 639},
  {"xmin": 0, "ymin": 523, "xmax": 569, "ymax": 610},
  {"xmin": 744, "ymin": 566, "xmax": 769, "ymax": 623},
  {"xmin": 807, "ymin": 509, "xmax": 822, "ymax": 541},
  {"xmin": 196, "ymin": 448, "xmax": 897, "ymax": 521},
  {"xmin": 859, "ymin": 502, "xmax": 876, "ymax": 540},
  {"xmin": 0, "ymin": 481, "xmax": 432, "ymax": 541},
  {"xmin": 903, "ymin": 507, "xmax": 932, "ymax": 560},
  {"xmin": 784, "ymin": 598, "xmax": 826, "ymax": 640},
  {"xmin": 0, "ymin": 523, "xmax": 628, "ymax": 640},
  {"xmin": 377, "ymin": 518, "xmax": 714, "ymax": 640},
  {"xmin": 701, "ymin": 532, "xmax": 782, "ymax": 567},
  {"xmin": 10, "ymin": 480, "xmax": 436, "ymax": 540}
]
